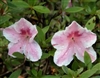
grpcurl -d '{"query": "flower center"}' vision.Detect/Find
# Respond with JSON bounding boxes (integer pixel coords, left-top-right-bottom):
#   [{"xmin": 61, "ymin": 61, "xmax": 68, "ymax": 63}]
[
  {"xmin": 68, "ymin": 31, "xmax": 82, "ymax": 42},
  {"xmin": 72, "ymin": 37, "xmax": 75, "ymax": 42},
  {"xmin": 20, "ymin": 29, "xmax": 32, "ymax": 39}
]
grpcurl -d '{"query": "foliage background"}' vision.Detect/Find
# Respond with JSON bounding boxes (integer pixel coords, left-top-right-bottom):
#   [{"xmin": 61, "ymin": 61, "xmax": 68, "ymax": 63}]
[{"xmin": 0, "ymin": 0, "xmax": 100, "ymax": 78}]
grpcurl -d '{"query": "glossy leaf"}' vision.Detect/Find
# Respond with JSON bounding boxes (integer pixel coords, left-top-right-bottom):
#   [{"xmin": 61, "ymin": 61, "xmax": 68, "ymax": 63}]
[
  {"xmin": 33, "ymin": 6, "xmax": 50, "ymax": 13},
  {"xmin": 31, "ymin": 69, "xmax": 37, "ymax": 77},
  {"xmin": 85, "ymin": 16, "xmax": 96, "ymax": 30},
  {"xmin": 35, "ymin": 26, "xmax": 45, "ymax": 43},
  {"xmin": 77, "ymin": 68, "xmax": 84, "ymax": 75},
  {"xmin": 8, "ymin": 69, "xmax": 21, "ymax": 78},
  {"xmin": 7, "ymin": 0, "xmax": 17, "ymax": 8},
  {"xmin": 80, "ymin": 63, "xmax": 100, "ymax": 78},
  {"xmin": 80, "ymin": 69, "xmax": 97, "ymax": 78},
  {"xmin": 41, "ymin": 75, "xmax": 60, "ymax": 78},
  {"xmin": 91, "ymin": 76, "xmax": 100, "ymax": 78},
  {"xmin": 61, "ymin": 0, "xmax": 69, "ymax": 10},
  {"xmin": 65, "ymin": 7, "xmax": 84, "ymax": 13},
  {"xmin": 62, "ymin": 66, "xmax": 75, "ymax": 76},
  {"xmin": 28, "ymin": 0, "xmax": 38, "ymax": 6},
  {"xmin": 62, "ymin": 75, "xmax": 72, "ymax": 78},
  {"xmin": 41, "ymin": 53, "xmax": 50, "ymax": 59},
  {"xmin": 84, "ymin": 52, "xmax": 92, "ymax": 69},
  {"xmin": 12, "ymin": 1, "xmax": 30, "ymax": 8},
  {"xmin": 42, "ymin": 26, "xmax": 49, "ymax": 34},
  {"xmin": 0, "ymin": 15, "xmax": 11, "ymax": 25},
  {"xmin": 62, "ymin": 66, "xmax": 68, "ymax": 74},
  {"xmin": 92, "ymin": 63, "xmax": 100, "ymax": 70},
  {"xmin": 82, "ymin": 0, "xmax": 96, "ymax": 2},
  {"xmin": 13, "ymin": 52, "xmax": 24, "ymax": 59}
]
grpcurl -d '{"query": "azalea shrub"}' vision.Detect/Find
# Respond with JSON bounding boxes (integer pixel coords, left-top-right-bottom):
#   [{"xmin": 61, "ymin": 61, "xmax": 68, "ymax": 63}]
[{"xmin": 0, "ymin": 0, "xmax": 100, "ymax": 78}]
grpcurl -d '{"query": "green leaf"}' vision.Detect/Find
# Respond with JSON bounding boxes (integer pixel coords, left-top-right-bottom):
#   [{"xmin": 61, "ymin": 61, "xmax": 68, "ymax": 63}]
[
  {"xmin": 61, "ymin": 0, "xmax": 69, "ymax": 10},
  {"xmin": 9, "ymin": 69, "xmax": 21, "ymax": 78},
  {"xmin": 85, "ymin": 16, "xmax": 96, "ymax": 30},
  {"xmin": 92, "ymin": 63, "xmax": 100, "ymax": 70},
  {"xmin": 96, "ymin": 10, "xmax": 100, "ymax": 19},
  {"xmin": 41, "ymin": 53, "xmax": 50, "ymax": 59},
  {"xmin": 77, "ymin": 68, "xmax": 84, "ymax": 75},
  {"xmin": 33, "ymin": 6, "xmax": 50, "ymax": 13},
  {"xmin": 45, "ymin": 36, "xmax": 52, "ymax": 43},
  {"xmin": 62, "ymin": 66, "xmax": 68, "ymax": 74},
  {"xmin": 62, "ymin": 66, "xmax": 75, "ymax": 76},
  {"xmin": 41, "ymin": 75, "xmax": 60, "ymax": 78},
  {"xmin": 61, "ymin": 75, "xmax": 74, "ymax": 78},
  {"xmin": 79, "ymin": 69, "xmax": 97, "ymax": 78},
  {"xmin": 62, "ymin": 75, "xmax": 72, "ymax": 78},
  {"xmin": 13, "ymin": 52, "xmax": 24, "ymax": 59},
  {"xmin": 0, "ymin": 15, "xmax": 11, "ymax": 25},
  {"xmin": 7, "ymin": 0, "xmax": 17, "ymax": 8},
  {"xmin": 31, "ymin": 69, "xmax": 37, "ymax": 77},
  {"xmin": 28, "ymin": 0, "xmax": 38, "ymax": 6},
  {"xmin": 49, "ymin": 50, "xmax": 55, "ymax": 56},
  {"xmin": 11, "ymin": 59, "xmax": 21, "ymax": 66},
  {"xmin": 91, "ymin": 76, "xmax": 100, "ymax": 78},
  {"xmin": 96, "ymin": 10, "xmax": 100, "ymax": 15},
  {"xmin": 35, "ymin": 26, "xmax": 45, "ymax": 43},
  {"xmin": 65, "ymin": 7, "xmax": 84, "ymax": 13},
  {"xmin": 82, "ymin": 0, "xmax": 96, "ymax": 2},
  {"xmin": 84, "ymin": 52, "xmax": 92, "ymax": 69},
  {"xmin": 80, "ymin": 63, "xmax": 100, "ymax": 78},
  {"xmin": 5, "ymin": 59, "xmax": 13, "ymax": 71},
  {"xmin": 42, "ymin": 26, "xmax": 49, "ymax": 34},
  {"xmin": 38, "ymin": 70, "xmax": 42, "ymax": 77},
  {"xmin": 12, "ymin": 1, "xmax": 30, "ymax": 8}
]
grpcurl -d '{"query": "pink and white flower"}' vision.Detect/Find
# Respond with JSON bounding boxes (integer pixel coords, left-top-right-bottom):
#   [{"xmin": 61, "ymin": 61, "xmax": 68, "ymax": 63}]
[
  {"xmin": 3, "ymin": 18, "xmax": 42, "ymax": 61},
  {"xmin": 51, "ymin": 21, "xmax": 97, "ymax": 66}
]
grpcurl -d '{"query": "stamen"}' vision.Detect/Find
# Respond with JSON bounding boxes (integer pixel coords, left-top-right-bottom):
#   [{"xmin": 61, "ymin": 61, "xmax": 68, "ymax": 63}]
[{"xmin": 72, "ymin": 37, "xmax": 74, "ymax": 40}]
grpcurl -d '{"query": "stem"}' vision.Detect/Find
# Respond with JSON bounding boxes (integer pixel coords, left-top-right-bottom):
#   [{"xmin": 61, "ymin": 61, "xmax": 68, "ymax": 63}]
[{"xmin": 0, "ymin": 58, "xmax": 26, "ymax": 77}]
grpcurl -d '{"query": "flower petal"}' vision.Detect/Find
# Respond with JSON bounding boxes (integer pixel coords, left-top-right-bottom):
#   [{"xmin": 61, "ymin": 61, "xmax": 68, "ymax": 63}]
[
  {"xmin": 74, "ymin": 40, "xmax": 96, "ymax": 63},
  {"xmin": 54, "ymin": 43, "xmax": 74, "ymax": 66},
  {"xmin": 79, "ymin": 29, "xmax": 97, "ymax": 48},
  {"xmin": 24, "ymin": 41, "xmax": 42, "ymax": 61},
  {"xmin": 51, "ymin": 30, "xmax": 69, "ymax": 50},
  {"xmin": 29, "ymin": 25, "xmax": 38, "ymax": 42},
  {"xmin": 74, "ymin": 41, "xmax": 86, "ymax": 62},
  {"xmin": 65, "ymin": 21, "xmax": 97, "ymax": 48},
  {"xmin": 3, "ymin": 25, "xmax": 21, "ymax": 43},
  {"xmin": 65, "ymin": 21, "xmax": 84, "ymax": 34},
  {"xmin": 14, "ymin": 18, "xmax": 36, "ymax": 33},
  {"xmin": 8, "ymin": 42, "xmax": 24, "ymax": 57},
  {"xmin": 14, "ymin": 18, "xmax": 38, "ymax": 42},
  {"xmin": 86, "ymin": 47, "xmax": 97, "ymax": 62}
]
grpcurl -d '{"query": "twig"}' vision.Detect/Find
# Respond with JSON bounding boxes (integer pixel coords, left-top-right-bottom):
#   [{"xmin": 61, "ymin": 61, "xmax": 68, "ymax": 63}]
[{"xmin": 0, "ymin": 58, "xmax": 26, "ymax": 77}]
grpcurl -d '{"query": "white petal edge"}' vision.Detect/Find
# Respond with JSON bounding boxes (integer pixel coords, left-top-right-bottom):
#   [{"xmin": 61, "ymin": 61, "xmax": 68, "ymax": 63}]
[
  {"xmin": 54, "ymin": 44, "xmax": 74, "ymax": 66},
  {"xmin": 29, "ymin": 25, "xmax": 38, "ymax": 42},
  {"xmin": 80, "ymin": 28, "xmax": 97, "ymax": 48},
  {"xmin": 86, "ymin": 47, "xmax": 97, "ymax": 62},
  {"xmin": 51, "ymin": 30, "xmax": 68, "ymax": 50},
  {"xmin": 24, "ymin": 40, "xmax": 42, "ymax": 62},
  {"xmin": 3, "ymin": 25, "xmax": 20, "ymax": 43}
]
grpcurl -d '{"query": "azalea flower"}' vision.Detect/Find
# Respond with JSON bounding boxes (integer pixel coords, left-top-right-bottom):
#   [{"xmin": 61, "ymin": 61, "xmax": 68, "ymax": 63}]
[
  {"xmin": 3, "ymin": 18, "xmax": 42, "ymax": 61},
  {"xmin": 51, "ymin": 21, "xmax": 97, "ymax": 66}
]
